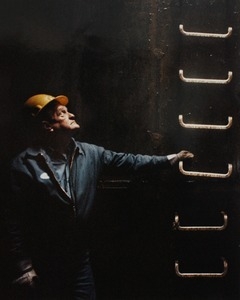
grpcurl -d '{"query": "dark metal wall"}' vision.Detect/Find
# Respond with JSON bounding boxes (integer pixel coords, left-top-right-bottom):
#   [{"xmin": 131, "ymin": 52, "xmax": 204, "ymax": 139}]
[{"xmin": 1, "ymin": 0, "xmax": 240, "ymax": 299}]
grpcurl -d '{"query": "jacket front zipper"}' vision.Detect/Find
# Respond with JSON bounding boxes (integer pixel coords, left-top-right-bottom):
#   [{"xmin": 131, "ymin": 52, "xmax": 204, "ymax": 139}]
[{"xmin": 38, "ymin": 152, "xmax": 77, "ymax": 218}]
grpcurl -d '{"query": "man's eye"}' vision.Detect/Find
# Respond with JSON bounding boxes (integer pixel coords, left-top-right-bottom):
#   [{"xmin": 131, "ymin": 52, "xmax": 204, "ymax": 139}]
[{"xmin": 57, "ymin": 111, "xmax": 66, "ymax": 116}]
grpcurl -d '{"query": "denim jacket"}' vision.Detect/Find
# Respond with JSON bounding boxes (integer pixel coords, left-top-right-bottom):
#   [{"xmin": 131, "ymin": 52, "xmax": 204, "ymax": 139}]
[{"xmin": 8, "ymin": 139, "xmax": 170, "ymax": 275}]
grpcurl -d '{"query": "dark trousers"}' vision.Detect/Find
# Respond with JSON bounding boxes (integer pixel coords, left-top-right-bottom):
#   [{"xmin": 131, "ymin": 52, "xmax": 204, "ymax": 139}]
[
  {"xmin": 41, "ymin": 252, "xmax": 96, "ymax": 300},
  {"xmin": 11, "ymin": 252, "xmax": 96, "ymax": 300}
]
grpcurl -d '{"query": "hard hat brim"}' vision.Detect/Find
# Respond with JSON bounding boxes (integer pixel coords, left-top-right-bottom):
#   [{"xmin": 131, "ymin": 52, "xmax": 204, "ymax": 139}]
[{"xmin": 54, "ymin": 95, "xmax": 69, "ymax": 106}]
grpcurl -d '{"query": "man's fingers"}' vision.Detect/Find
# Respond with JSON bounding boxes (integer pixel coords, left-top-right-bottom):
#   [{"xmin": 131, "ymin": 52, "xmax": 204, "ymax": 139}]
[{"xmin": 178, "ymin": 150, "xmax": 194, "ymax": 159}]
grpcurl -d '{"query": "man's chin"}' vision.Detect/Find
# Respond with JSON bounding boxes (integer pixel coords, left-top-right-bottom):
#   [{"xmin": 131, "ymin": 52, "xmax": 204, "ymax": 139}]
[{"xmin": 72, "ymin": 125, "xmax": 80, "ymax": 131}]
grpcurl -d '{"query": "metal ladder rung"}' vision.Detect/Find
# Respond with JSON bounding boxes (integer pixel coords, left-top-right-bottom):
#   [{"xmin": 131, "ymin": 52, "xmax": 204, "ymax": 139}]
[
  {"xmin": 179, "ymin": 24, "xmax": 233, "ymax": 38},
  {"xmin": 175, "ymin": 258, "xmax": 228, "ymax": 278},
  {"xmin": 179, "ymin": 115, "xmax": 233, "ymax": 130},
  {"xmin": 179, "ymin": 70, "xmax": 233, "ymax": 84},
  {"xmin": 179, "ymin": 161, "xmax": 233, "ymax": 178},
  {"xmin": 173, "ymin": 211, "xmax": 228, "ymax": 231}
]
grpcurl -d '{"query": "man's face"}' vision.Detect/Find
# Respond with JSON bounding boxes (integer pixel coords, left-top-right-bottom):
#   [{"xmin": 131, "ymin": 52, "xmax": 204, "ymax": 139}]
[{"xmin": 47, "ymin": 103, "xmax": 80, "ymax": 133}]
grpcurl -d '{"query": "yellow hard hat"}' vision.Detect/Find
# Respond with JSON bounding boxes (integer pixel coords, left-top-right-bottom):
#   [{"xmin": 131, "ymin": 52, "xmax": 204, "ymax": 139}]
[{"xmin": 24, "ymin": 94, "xmax": 69, "ymax": 117}]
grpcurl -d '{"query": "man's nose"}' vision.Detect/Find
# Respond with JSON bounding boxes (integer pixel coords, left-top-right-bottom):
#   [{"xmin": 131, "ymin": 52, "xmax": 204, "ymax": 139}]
[{"xmin": 68, "ymin": 112, "xmax": 75, "ymax": 119}]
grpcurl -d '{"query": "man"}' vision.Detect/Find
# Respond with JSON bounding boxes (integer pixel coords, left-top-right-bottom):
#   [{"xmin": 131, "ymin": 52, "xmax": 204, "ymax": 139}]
[{"xmin": 6, "ymin": 94, "xmax": 193, "ymax": 299}]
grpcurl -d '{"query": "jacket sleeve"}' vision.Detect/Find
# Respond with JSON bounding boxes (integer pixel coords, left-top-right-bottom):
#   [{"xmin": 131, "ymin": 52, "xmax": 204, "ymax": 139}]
[
  {"xmin": 5, "ymin": 160, "xmax": 34, "ymax": 277},
  {"xmin": 101, "ymin": 149, "xmax": 171, "ymax": 173}
]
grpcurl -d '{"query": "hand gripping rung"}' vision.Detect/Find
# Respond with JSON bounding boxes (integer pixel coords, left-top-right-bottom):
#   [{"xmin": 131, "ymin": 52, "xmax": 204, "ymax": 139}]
[
  {"xmin": 179, "ymin": 161, "xmax": 233, "ymax": 178},
  {"xmin": 179, "ymin": 24, "xmax": 233, "ymax": 38},
  {"xmin": 179, "ymin": 115, "xmax": 233, "ymax": 130},
  {"xmin": 179, "ymin": 70, "xmax": 233, "ymax": 84},
  {"xmin": 173, "ymin": 211, "xmax": 228, "ymax": 231},
  {"xmin": 175, "ymin": 258, "xmax": 228, "ymax": 278}
]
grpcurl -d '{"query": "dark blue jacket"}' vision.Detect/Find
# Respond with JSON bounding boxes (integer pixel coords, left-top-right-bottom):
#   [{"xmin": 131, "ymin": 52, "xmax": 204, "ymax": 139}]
[{"xmin": 8, "ymin": 139, "xmax": 170, "ymax": 275}]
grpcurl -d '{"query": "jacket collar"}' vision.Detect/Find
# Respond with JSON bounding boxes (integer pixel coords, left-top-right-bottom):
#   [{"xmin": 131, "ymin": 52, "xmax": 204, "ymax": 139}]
[{"xmin": 24, "ymin": 138, "xmax": 83, "ymax": 159}]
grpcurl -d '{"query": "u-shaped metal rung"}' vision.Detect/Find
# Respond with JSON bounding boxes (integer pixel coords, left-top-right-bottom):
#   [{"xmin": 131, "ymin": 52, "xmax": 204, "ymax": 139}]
[
  {"xmin": 175, "ymin": 258, "xmax": 228, "ymax": 278},
  {"xmin": 179, "ymin": 70, "xmax": 233, "ymax": 84},
  {"xmin": 173, "ymin": 211, "xmax": 228, "ymax": 231},
  {"xmin": 179, "ymin": 24, "xmax": 233, "ymax": 39},
  {"xmin": 179, "ymin": 115, "xmax": 233, "ymax": 130},
  {"xmin": 179, "ymin": 161, "xmax": 233, "ymax": 178}
]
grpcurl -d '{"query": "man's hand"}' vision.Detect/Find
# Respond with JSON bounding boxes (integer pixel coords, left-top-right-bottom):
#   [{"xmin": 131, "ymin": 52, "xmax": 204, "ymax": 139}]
[
  {"xmin": 177, "ymin": 150, "xmax": 194, "ymax": 160},
  {"xmin": 12, "ymin": 269, "xmax": 38, "ymax": 288},
  {"xmin": 169, "ymin": 150, "xmax": 194, "ymax": 165}
]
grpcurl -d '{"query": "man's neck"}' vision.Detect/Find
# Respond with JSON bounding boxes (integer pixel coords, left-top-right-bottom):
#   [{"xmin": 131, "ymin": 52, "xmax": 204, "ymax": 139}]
[{"xmin": 47, "ymin": 134, "xmax": 72, "ymax": 155}]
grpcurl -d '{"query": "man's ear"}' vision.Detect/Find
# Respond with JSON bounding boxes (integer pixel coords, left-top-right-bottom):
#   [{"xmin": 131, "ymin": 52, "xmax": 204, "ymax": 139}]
[{"xmin": 42, "ymin": 121, "xmax": 54, "ymax": 132}]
